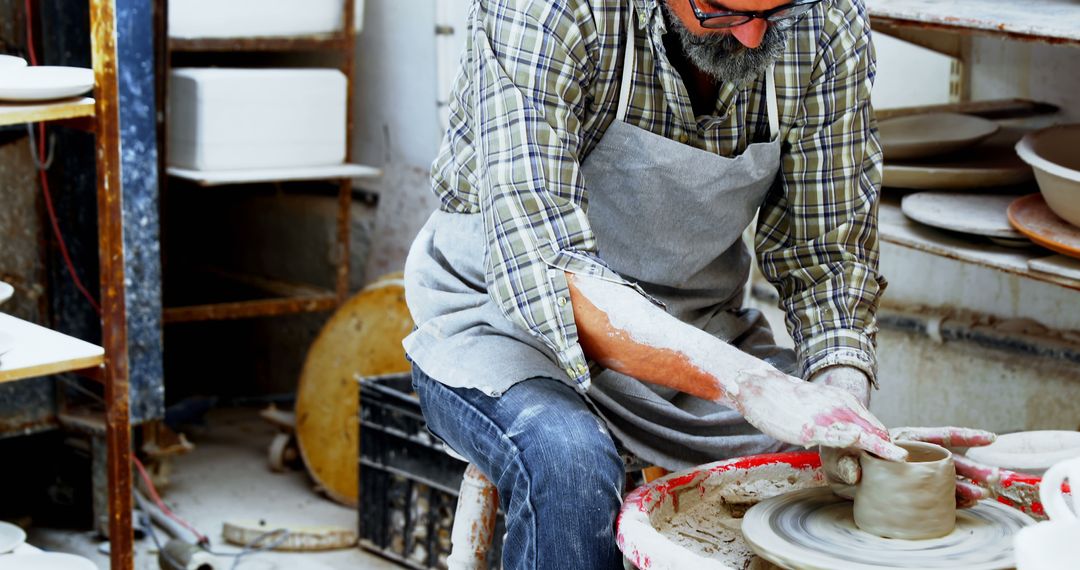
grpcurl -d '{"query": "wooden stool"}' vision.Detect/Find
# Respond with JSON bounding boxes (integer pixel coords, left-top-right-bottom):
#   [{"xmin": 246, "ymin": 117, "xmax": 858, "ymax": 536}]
[{"xmin": 446, "ymin": 453, "xmax": 667, "ymax": 570}]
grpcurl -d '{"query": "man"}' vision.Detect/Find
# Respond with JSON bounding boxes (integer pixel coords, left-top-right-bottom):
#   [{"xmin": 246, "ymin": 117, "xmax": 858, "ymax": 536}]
[{"xmin": 403, "ymin": 0, "xmax": 983, "ymax": 567}]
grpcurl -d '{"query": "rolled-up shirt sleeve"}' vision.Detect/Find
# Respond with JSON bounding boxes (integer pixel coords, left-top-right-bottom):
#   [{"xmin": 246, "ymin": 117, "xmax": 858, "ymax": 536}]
[
  {"xmin": 755, "ymin": 1, "xmax": 887, "ymax": 385},
  {"xmin": 472, "ymin": 0, "xmax": 645, "ymax": 389}
]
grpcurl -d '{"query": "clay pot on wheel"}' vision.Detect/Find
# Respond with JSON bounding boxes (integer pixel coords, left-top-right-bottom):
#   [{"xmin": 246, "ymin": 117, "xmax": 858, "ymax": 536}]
[{"xmin": 853, "ymin": 441, "xmax": 957, "ymax": 539}]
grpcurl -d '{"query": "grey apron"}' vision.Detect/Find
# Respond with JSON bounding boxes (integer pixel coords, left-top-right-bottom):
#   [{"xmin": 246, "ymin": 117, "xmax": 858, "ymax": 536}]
[
  {"xmin": 402, "ymin": 1, "xmax": 795, "ymax": 471},
  {"xmin": 579, "ymin": 2, "xmax": 795, "ymax": 470}
]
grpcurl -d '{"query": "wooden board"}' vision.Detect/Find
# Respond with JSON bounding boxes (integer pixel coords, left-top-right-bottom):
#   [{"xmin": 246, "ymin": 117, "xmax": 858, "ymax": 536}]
[
  {"xmin": 879, "ymin": 199, "xmax": 1080, "ymax": 292},
  {"xmin": 167, "ymin": 163, "xmax": 381, "ymax": 186},
  {"xmin": 866, "ymin": 0, "xmax": 1080, "ymax": 44},
  {"xmin": 295, "ymin": 274, "xmax": 414, "ymax": 506},
  {"xmin": 1029, "ymin": 256, "xmax": 1080, "ymax": 281},
  {"xmin": 222, "ymin": 519, "xmax": 356, "ymax": 551},
  {"xmin": 0, "ymin": 312, "xmax": 104, "ymax": 384},
  {"xmin": 0, "ymin": 97, "xmax": 94, "ymax": 127}
]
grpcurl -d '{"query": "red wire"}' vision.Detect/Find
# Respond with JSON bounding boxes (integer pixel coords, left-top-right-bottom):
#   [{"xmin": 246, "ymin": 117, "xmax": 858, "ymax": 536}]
[
  {"xmin": 24, "ymin": 0, "xmax": 102, "ymax": 315},
  {"xmin": 133, "ymin": 456, "xmax": 210, "ymax": 545}
]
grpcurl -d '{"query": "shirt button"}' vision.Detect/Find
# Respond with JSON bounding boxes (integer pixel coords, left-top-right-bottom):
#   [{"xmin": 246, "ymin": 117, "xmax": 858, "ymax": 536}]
[
  {"xmin": 678, "ymin": 133, "xmax": 690, "ymax": 143},
  {"xmin": 577, "ymin": 363, "xmax": 588, "ymax": 374},
  {"xmin": 558, "ymin": 297, "xmax": 568, "ymax": 307},
  {"xmin": 567, "ymin": 368, "xmax": 577, "ymax": 377}
]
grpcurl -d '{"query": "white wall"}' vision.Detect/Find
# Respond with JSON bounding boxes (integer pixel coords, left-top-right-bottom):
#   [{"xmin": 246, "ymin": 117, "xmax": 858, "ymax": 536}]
[
  {"xmin": 872, "ymin": 33, "xmax": 954, "ymax": 109},
  {"xmin": 353, "ymin": 0, "xmax": 446, "ymax": 281},
  {"xmin": 967, "ymin": 37, "xmax": 1080, "ymax": 123}
]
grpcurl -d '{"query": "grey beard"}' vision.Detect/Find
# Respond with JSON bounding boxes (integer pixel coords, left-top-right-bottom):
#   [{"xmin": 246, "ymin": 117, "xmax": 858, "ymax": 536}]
[{"xmin": 663, "ymin": 7, "xmax": 788, "ymax": 87}]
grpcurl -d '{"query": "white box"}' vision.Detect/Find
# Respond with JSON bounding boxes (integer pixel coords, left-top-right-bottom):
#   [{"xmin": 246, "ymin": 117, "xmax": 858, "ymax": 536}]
[
  {"xmin": 167, "ymin": 68, "xmax": 347, "ymax": 171},
  {"xmin": 168, "ymin": 0, "xmax": 365, "ymax": 39}
]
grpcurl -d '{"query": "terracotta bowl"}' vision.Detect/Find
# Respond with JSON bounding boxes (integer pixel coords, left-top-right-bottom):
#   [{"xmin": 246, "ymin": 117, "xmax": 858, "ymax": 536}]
[{"xmin": 1016, "ymin": 124, "xmax": 1080, "ymax": 228}]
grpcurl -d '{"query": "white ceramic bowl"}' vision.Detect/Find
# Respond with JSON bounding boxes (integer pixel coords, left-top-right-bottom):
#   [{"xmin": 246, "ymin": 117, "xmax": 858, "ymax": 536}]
[
  {"xmin": 1016, "ymin": 125, "xmax": 1080, "ymax": 228},
  {"xmin": 965, "ymin": 430, "xmax": 1080, "ymax": 476}
]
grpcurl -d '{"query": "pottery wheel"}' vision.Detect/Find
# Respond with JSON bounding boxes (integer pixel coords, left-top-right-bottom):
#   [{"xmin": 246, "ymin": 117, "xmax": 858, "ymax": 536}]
[{"xmin": 742, "ymin": 487, "xmax": 1033, "ymax": 570}]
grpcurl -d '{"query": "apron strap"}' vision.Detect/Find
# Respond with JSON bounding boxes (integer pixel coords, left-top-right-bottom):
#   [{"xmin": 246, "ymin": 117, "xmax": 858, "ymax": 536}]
[
  {"xmin": 765, "ymin": 63, "xmax": 779, "ymax": 140},
  {"xmin": 615, "ymin": 1, "xmax": 637, "ymax": 122}
]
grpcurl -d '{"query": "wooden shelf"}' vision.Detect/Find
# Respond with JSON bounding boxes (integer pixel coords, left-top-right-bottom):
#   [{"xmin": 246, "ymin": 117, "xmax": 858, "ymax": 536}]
[
  {"xmin": 167, "ymin": 163, "xmax": 381, "ymax": 187},
  {"xmin": 0, "ymin": 97, "xmax": 95, "ymax": 127},
  {"xmin": 867, "ymin": 0, "xmax": 1080, "ymax": 45},
  {"xmin": 169, "ymin": 34, "xmax": 348, "ymax": 52},
  {"xmin": 162, "ymin": 268, "xmax": 339, "ymax": 323},
  {"xmin": 880, "ymin": 199, "xmax": 1080, "ymax": 292},
  {"xmin": 0, "ymin": 312, "xmax": 104, "ymax": 384}
]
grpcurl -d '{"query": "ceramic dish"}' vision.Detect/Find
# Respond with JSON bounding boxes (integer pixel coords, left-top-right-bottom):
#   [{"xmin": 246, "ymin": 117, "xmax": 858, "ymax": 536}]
[
  {"xmin": 901, "ymin": 192, "xmax": 1026, "ymax": 240},
  {"xmin": 966, "ymin": 431, "xmax": 1080, "ymax": 477},
  {"xmin": 0, "ymin": 55, "xmax": 28, "ymax": 69},
  {"xmin": 879, "ymin": 112, "xmax": 999, "ymax": 161},
  {"xmin": 1016, "ymin": 124, "xmax": 1080, "ymax": 227},
  {"xmin": 0, "ymin": 66, "xmax": 94, "ymax": 101},
  {"xmin": 0, "ymin": 521, "xmax": 26, "ymax": 554},
  {"xmin": 0, "ymin": 553, "xmax": 96, "ymax": 570},
  {"xmin": 1008, "ymin": 194, "xmax": 1080, "ymax": 260},
  {"xmin": 0, "ymin": 281, "xmax": 12, "ymax": 305},
  {"xmin": 884, "ymin": 128, "xmax": 1034, "ymax": 190}
]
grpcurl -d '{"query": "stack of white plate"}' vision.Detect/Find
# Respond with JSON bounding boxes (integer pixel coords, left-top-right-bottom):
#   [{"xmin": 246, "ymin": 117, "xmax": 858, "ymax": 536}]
[{"xmin": 0, "ymin": 521, "xmax": 97, "ymax": 569}]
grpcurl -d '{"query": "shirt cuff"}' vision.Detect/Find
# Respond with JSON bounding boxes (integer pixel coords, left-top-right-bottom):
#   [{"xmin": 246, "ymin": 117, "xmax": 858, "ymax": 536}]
[
  {"xmin": 799, "ymin": 328, "xmax": 879, "ymax": 388},
  {"xmin": 554, "ymin": 342, "xmax": 592, "ymax": 391},
  {"xmin": 542, "ymin": 248, "xmax": 664, "ymax": 308}
]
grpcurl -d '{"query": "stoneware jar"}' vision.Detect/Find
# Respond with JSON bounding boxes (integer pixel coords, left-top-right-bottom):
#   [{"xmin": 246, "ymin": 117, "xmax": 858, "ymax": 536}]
[{"xmin": 853, "ymin": 441, "xmax": 957, "ymax": 539}]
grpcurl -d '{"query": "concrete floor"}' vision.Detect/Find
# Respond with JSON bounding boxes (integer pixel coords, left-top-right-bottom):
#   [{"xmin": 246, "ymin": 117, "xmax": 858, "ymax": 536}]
[{"xmin": 27, "ymin": 408, "xmax": 401, "ymax": 570}]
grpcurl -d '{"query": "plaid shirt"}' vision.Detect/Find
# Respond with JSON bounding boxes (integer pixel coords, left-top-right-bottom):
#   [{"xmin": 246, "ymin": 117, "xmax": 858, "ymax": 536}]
[{"xmin": 429, "ymin": 0, "xmax": 886, "ymax": 389}]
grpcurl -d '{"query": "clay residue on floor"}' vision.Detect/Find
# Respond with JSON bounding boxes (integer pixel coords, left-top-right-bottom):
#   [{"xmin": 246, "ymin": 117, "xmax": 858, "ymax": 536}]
[{"xmin": 652, "ymin": 463, "xmax": 822, "ymax": 569}]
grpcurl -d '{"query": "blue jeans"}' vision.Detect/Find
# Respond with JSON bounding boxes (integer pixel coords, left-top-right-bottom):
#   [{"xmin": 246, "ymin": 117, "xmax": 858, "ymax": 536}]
[{"xmin": 411, "ymin": 365, "xmax": 626, "ymax": 570}]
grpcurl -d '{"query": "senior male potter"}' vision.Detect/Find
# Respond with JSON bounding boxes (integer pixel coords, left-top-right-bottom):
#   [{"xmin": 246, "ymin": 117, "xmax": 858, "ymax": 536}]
[{"xmin": 402, "ymin": 0, "xmax": 975, "ymax": 567}]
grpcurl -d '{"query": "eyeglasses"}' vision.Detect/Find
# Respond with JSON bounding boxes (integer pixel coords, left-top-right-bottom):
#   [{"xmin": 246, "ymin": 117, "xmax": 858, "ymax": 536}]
[{"xmin": 687, "ymin": 0, "xmax": 823, "ymax": 29}]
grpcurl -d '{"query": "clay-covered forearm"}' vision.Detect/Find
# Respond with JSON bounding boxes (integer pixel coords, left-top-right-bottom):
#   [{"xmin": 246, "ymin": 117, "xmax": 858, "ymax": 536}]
[
  {"xmin": 565, "ymin": 272, "xmax": 905, "ymax": 460},
  {"xmin": 565, "ymin": 272, "xmax": 778, "ymax": 404}
]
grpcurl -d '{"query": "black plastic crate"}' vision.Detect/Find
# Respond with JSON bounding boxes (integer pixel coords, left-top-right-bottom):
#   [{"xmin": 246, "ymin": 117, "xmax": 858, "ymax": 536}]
[{"xmin": 359, "ymin": 373, "xmax": 504, "ymax": 569}]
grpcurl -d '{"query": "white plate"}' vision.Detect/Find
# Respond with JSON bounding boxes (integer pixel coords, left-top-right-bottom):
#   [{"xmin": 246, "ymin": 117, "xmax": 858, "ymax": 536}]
[
  {"xmin": 0, "ymin": 55, "xmax": 28, "ymax": 69},
  {"xmin": 0, "ymin": 553, "xmax": 97, "ymax": 570},
  {"xmin": 901, "ymin": 192, "xmax": 1027, "ymax": 239},
  {"xmin": 0, "ymin": 521, "xmax": 26, "ymax": 554},
  {"xmin": 0, "ymin": 281, "xmax": 12, "ymax": 305},
  {"xmin": 0, "ymin": 66, "xmax": 94, "ymax": 102}
]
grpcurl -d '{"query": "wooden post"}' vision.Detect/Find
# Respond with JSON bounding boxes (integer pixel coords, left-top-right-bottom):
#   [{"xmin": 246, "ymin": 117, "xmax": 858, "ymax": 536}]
[{"xmin": 89, "ymin": 0, "xmax": 134, "ymax": 568}]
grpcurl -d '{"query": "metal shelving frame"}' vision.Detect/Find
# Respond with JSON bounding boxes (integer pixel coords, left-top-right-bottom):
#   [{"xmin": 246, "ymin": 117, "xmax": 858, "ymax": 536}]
[
  {"xmin": 0, "ymin": 0, "xmax": 135, "ymax": 567},
  {"xmin": 158, "ymin": 0, "xmax": 363, "ymax": 323}
]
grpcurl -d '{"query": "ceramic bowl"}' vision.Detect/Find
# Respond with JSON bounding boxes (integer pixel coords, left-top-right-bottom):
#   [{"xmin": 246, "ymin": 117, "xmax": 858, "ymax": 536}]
[
  {"xmin": 1016, "ymin": 124, "xmax": 1080, "ymax": 228},
  {"xmin": 879, "ymin": 112, "xmax": 999, "ymax": 161},
  {"xmin": 966, "ymin": 431, "xmax": 1080, "ymax": 477}
]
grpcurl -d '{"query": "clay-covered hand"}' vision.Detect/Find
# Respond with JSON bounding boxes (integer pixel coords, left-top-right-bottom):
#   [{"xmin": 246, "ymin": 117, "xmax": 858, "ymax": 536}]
[
  {"xmin": 821, "ymin": 422, "xmax": 998, "ymax": 509},
  {"xmin": 812, "ymin": 366, "xmax": 874, "ymax": 497},
  {"xmin": 733, "ymin": 367, "xmax": 906, "ymax": 462}
]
